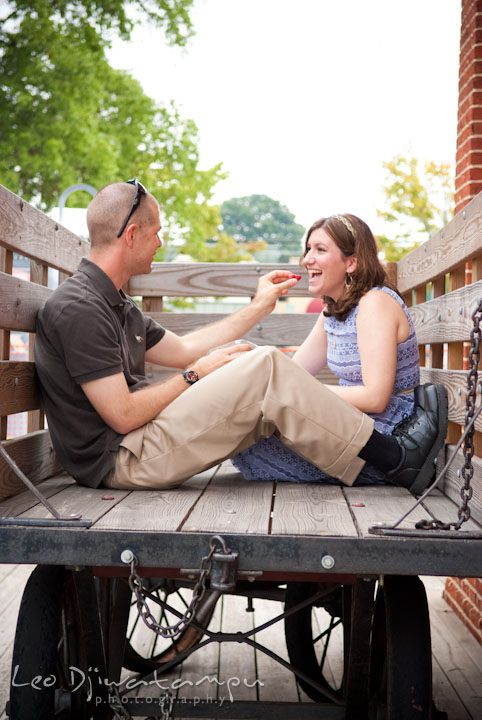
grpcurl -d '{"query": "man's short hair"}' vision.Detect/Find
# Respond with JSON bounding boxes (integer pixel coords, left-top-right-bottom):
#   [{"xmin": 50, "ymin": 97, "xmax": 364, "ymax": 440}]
[{"xmin": 87, "ymin": 182, "xmax": 157, "ymax": 248}]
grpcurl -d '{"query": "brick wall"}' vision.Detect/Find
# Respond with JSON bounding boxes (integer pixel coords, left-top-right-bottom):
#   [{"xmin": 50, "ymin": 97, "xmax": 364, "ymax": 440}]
[
  {"xmin": 443, "ymin": 578, "xmax": 482, "ymax": 643},
  {"xmin": 446, "ymin": 0, "xmax": 482, "ymax": 646},
  {"xmin": 455, "ymin": 0, "xmax": 482, "ymax": 213}
]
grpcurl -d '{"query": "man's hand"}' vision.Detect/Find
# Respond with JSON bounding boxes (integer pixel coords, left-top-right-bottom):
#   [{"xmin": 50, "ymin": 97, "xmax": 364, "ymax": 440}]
[
  {"xmin": 191, "ymin": 343, "xmax": 254, "ymax": 378},
  {"xmin": 81, "ymin": 344, "xmax": 255, "ymax": 435},
  {"xmin": 144, "ymin": 272, "xmax": 301, "ymax": 372},
  {"xmin": 253, "ymin": 270, "xmax": 301, "ymax": 315}
]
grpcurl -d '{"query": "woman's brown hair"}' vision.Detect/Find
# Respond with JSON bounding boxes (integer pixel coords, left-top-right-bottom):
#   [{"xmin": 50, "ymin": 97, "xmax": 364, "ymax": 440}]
[{"xmin": 302, "ymin": 213, "xmax": 398, "ymax": 321}]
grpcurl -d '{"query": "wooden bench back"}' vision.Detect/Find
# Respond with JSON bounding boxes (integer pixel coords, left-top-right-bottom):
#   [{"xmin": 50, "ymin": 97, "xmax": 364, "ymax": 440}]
[
  {"xmin": 395, "ymin": 193, "xmax": 482, "ymax": 521},
  {"xmin": 0, "ymin": 185, "xmax": 89, "ymax": 500},
  {"xmin": 1, "ymin": 183, "xmax": 481, "ymax": 524}
]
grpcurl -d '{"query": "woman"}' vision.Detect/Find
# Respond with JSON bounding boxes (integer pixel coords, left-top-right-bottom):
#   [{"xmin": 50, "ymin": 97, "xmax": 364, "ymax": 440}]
[{"xmin": 231, "ymin": 213, "xmax": 420, "ymax": 485}]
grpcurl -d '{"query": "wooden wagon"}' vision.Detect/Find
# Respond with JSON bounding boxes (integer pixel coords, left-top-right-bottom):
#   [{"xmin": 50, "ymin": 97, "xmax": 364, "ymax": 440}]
[{"xmin": 0, "ymin": 183, "xmax": 481, "ymax": 719}]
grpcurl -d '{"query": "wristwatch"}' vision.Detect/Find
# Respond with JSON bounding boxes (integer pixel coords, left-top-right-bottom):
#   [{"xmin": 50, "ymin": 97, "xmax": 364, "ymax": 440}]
[{"xmin": 182, "ymin": 369, "xmax": 200, "ymax": 385}]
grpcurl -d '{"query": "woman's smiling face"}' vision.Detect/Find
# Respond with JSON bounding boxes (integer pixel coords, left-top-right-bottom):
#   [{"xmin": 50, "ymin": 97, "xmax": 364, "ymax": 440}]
[{"xmin": 302, "ymin": 227, "xmax": 356, "ymax": 301}]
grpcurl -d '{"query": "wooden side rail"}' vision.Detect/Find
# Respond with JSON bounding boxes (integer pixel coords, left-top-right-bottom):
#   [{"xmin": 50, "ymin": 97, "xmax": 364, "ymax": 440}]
[
  {"xmin": 0, "ymin": 186, "xmax": 88, "ymax": 499},
  {"xmin": 396, "ymin": 190, "xmax": 482, "ymax": 525}
]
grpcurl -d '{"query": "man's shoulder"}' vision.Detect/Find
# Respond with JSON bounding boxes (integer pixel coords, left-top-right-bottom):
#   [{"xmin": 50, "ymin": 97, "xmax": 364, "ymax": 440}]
[{"xmin": 39, "ymin": 272, "xmax": 104, "ymax": 329}]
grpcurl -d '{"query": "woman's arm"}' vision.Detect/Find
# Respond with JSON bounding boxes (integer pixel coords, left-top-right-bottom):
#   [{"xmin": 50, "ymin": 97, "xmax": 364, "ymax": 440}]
[
  {"xmin": 324, "ymin": 290, "xmax": 410, "ymax": 414},
  {"xmin": 292, "ymin": 313, "xmax": 328, "ymax": 375}
]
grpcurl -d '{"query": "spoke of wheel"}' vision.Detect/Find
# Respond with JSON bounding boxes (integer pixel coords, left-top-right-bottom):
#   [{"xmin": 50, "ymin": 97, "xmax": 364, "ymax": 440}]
[
  {"xmin": 176, "ymin": 589, "xmax": 190, "ymax": 609},
  {"xmin": 128, "ymin": 600, "xmax": 142, "ymax": 643},
  {"xmin": 150, "ymin": 601, "xmax": 163, "ymax": 657},
  {"xmin": 313, "ymin": 617, "xmax": 342, "ymax": 644},
  {"xmin": 151, "ymin": 592, "xmax": 170, "ymax": 657},
  {"xmin": 318, "ymin": 616, "xmax": 337, "ymax": 675}
]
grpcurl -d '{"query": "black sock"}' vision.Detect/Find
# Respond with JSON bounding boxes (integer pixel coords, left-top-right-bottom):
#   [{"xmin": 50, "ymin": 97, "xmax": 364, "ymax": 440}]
[{"xmin": 358, "ymin": 430, "xmax": 402, "ymax": 472}]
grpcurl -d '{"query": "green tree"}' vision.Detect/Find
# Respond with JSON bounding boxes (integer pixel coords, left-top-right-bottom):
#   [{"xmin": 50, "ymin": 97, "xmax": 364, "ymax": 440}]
[
  {"xmin": 376, "ymin": 153, "xmax": 455, "ymax": 261},
  {"xmin": 0, "ymin": 0, "xmax": 238, "ymax": 254},
  {"xmin": 1, "ymin": 1, "xmax": 195, "ymax": 48},
  {"xmin": 220, "ymin": 194, "xmax": 305, "ymax": 262}
]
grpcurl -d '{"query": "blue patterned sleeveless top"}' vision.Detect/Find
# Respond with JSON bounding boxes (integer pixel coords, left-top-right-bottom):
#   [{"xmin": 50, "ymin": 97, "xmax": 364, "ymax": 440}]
[
  {"xmin": 230, "ymin": 286, "xmax": 420, "ymax": 485},
  {"xmin": 325, "ymin": 286, "xmax": 419, "ymax": 433}
]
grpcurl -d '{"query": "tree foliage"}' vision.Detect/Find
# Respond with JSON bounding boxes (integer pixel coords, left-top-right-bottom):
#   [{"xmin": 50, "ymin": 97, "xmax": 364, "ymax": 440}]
[
  {"xmin": 0, "ymin": 0, "xmax": 195, "ymax": 47},
  {"xmin": 220, "ymin": 194, "xmax": 305, "ymax": 262},
  {"xmin": 0, "ymin": 0, "xmax": 243, "ymax": 255},
  {"xmin": 376, "ymin": 153, "xmax": 454, "ymax": 261}
]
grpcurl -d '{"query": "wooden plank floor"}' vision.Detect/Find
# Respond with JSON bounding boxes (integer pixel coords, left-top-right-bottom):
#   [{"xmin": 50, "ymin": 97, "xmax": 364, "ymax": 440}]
[
  {"xmin": 0, "ymin": 570, "xmax": 480, "ymax": 719},
  {"xmin": 2, "ymin": 463, "xmax": 482, "ymax": 540}
]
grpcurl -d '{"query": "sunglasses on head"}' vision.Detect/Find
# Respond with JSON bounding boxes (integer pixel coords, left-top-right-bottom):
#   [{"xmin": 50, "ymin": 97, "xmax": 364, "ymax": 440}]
[{"xmin": 117, "ymin": 178, "xmax": 147, "ymax": 237}]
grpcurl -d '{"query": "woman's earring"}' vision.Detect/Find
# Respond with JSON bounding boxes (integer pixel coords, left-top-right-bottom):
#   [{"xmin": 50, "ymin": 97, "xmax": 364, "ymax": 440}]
[{"xmin": 345, "ymin": 273, "xmax": 353, "ymax": 288}]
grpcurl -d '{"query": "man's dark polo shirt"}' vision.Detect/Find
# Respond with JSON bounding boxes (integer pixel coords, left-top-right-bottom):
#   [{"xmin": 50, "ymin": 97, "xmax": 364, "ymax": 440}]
[{"xmin": 34, "ymin": 258, "xmax": 165, "ymax": 488}]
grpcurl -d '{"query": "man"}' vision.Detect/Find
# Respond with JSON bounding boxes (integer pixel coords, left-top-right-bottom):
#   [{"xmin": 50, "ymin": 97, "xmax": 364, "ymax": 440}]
[{"xmin": 35, "ymin": 180, "xmax": 446, "ymax": 495}]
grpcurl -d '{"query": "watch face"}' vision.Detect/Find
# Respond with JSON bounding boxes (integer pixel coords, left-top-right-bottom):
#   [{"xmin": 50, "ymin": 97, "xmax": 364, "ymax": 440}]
[{"xmin": 184, "ymin": 369, "xmax": 199, "ymax": 384}]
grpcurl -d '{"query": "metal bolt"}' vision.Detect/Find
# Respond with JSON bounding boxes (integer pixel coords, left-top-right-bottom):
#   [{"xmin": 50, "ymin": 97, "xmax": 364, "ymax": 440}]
[
  {"xmin": 463, "ymin": 210, "xmax": 466, "ymax": 220},
  {"xmin": 321, "ymin": 554, "xmax": 335, "ymax": 570},
  {"xmin": 257, "ymin": 323, "xmax": 262, "ymax": 331},
  {"xmin": 457, "ymin": 469, "xmax": 461, "ymax": 478},
  {"xmin": 255, "ymin": 266, "xmax": 261, "ymax": 273},
  {"xmin": 14, "ymin": 377, "xmax": 19, "ymax": 386},
  {"xmin": 458, "ymin": 387, "xmax": 462, "ymax": 397},
  {"xmin": 441, "ymin": 231, "xmax": 444, "ymax": 239},
  {"xmin": 120, "ymin": 549, "xmax": 135, "ymax": 564},
  {"xmin": 437, "ymin": 313, "xmax": 441, "ymax": 321},
  {"xmin": 459, "ymin": 307, "xmax": 464, "ymax": 315}
]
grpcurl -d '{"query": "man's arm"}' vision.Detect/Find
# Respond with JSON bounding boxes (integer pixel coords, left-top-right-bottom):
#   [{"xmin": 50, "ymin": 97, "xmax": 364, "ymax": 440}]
[
  {"xmin": 146, "ymin": 270, "xmax": 299, "ymax": 368},
  {"xmin": 81, "ymin": 344, "xmax": 251, "ymax": 435}
]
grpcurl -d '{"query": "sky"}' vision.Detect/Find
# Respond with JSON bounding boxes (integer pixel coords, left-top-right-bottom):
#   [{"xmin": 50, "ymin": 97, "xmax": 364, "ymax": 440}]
[{"xmin": 105, "ymin": 0, "xmax": 461, "ymax": 237}]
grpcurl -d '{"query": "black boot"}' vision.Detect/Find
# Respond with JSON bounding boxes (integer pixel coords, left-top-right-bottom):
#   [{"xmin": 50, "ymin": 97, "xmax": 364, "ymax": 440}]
[{"xmin": 387, "ymin": 384, "xmax": 448, "ymax": 495}]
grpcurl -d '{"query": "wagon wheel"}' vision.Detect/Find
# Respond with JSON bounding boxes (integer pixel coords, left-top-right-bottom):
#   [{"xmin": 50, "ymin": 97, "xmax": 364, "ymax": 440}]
[
  {"xmin": 8, "ymin": 565, "xmax": 93, "ymax": 720},
  {"xmin": 123, "ymin": 578, "xmax": 220, "ymax": 674},
  {"xmin": 368, "ymin": 575, "xmax": 447, "ymax": 720},
  {"xmin": 284, "ymin": 581, "xmax": 345, "ymax": 703}
]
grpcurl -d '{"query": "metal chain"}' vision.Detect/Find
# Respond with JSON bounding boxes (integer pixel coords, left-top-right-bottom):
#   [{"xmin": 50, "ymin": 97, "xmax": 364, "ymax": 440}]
[
  {"xmin": 457, "ymin": 296, "xmax": 482, "ymax": 528},
  {"xmin": 159, "ymin": 692, "xmax": 174, "ymax": 720},
  {"xmin": 109, "ymin": 686, "xmax": 133, "ymax": 720},
  {"xmin": 109, "ymin": 685, "xmax": 174, "ymax": 719},
  {"xmin": 127, "ymin": 535, "xmax": 227, "ymax": 639},
  {"xmin": 416, "ymin": 297, "xmax": 482, "ymax": 532}
]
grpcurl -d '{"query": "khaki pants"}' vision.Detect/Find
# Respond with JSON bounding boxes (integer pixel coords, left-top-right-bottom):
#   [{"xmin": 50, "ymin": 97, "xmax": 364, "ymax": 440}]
[{"xmin": 104, "ymin": 346, "xmax": 374, "ymax": 490}]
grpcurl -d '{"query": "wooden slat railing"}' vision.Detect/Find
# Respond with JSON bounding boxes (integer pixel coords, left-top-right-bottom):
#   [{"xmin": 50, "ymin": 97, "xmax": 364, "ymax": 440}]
[
  {"xmin": 128, "ymin": 262, "xmax": 308, "ymax": 297},
  {"xmin": 396, "ymin": 189, "xmax": 482, "ymax": 505},
  {"xmin": 0, "ymin": 185, "xmax": 88, "ymax": 272},
  {"xmin": 396, "ymin": 191, "xmax": 482, "ymax": 292}
]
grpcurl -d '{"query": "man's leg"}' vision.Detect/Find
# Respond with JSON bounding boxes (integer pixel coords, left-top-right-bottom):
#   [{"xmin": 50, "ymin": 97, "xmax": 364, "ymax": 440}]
[{"xmin": 105, "ymin": 346, "xmax": 374, "ymax": 490}]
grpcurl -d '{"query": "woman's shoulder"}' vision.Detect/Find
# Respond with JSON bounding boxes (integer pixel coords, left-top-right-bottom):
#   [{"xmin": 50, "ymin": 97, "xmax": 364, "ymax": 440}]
[{"xmin": 359, "ymin": 286, "xmax": 405, "ymax": 311}]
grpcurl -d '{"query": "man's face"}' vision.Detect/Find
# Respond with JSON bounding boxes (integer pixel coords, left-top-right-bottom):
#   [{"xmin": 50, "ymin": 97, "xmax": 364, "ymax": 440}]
[{"xmin": 134, "ymin": 201, "xmax": 162, "ymax": 275}]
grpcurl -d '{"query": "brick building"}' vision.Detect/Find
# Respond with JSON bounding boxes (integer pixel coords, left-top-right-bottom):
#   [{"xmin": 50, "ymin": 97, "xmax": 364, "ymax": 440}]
[{"xmin": 443, "ymin": 0, "xmax": 482, "ymax": 645}]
